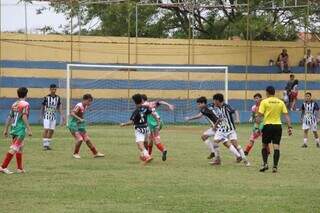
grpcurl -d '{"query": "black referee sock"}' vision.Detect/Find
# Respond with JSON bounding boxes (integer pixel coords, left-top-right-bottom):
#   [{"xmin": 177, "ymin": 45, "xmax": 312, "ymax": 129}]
[
  {"xmin": 261, "ymin": 148, "xmax": 268, "ymax": 165},
  {"xmin": 273, "ymin": 149, "xmax": 280, "ymax": 168}
]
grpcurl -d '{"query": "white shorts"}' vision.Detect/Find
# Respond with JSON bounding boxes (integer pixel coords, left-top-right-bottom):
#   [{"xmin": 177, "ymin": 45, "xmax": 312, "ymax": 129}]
[
  {"xmin": 214, "ymin": 130, "xmax": 238, "ymax": 143},
  {"xmin": 43, "ymin": 119, "xmax": 56, "ymax": 130},
  {"xmin": 203, "ymin": 128, "xmax": 216, "ymax": 137},
  {"xmin": 135, "ymin": 128, "xmax": 148, "ymax": 143},
  {"xmin": 302, "ymin": 123, "xmax": 318, "ymax": 132}
]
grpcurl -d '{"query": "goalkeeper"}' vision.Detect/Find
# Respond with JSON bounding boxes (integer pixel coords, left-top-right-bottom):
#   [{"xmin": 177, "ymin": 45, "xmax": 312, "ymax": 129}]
[
  {"xmin": 244, "ymin": 93, "xmax": 270, "ymax": 156},
  {"xmin": 141, "ymin": 94, "xmax": 174, "ymax": 161}
]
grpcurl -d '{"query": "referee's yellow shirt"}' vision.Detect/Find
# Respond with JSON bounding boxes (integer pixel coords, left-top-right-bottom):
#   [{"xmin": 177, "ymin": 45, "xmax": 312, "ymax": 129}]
[{"xmin": 258, "ymin": 97, "xmax": 288, "ymax": 125}]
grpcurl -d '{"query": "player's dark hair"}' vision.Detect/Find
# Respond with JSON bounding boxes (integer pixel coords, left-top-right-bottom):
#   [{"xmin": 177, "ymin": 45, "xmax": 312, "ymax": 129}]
[
  {"xmin": 50, "ymin": 84, "xmax": 57, "ymax": 89},
  {"xmin": 266, "ymin": 86, "xmax": 275, "ymax": 95},
  {"xmin": 254, "ymin": 93, "xmax": 262, "ymax": 98},
  {"xmin": 83, "ymin": 93, "xmax": 93, "ymax": 101},
  {"xmin": 17, "ymin": 87, "xmax": 28, "ymax": 98},
  {"xmin": 305, "ymin": 92, "xmax": 312, "ymax": 96},
  {"xmin": 290, "ymin": 74, "xmax": 295, "ymax": 78},
  {"xmin": 213, "ymin": 93, "xmax": 224, "ymax": 102},
  {"xmin": 141, "ymin": 94, "xmax": 148, "ymax": 101},
  {"xmin": 196, "ymin": 96, "xmax": 207, "ymax": 104},
  {"xmin": 293, "ymin": 79, "xmax": 299, "ymax": 86},
  {"xmin": 132, "ymin": 94, "xmax": 142, "ymax": 105}
]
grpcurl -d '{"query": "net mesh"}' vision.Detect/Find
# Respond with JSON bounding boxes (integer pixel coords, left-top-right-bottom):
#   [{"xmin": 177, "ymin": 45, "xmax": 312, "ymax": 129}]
[{"xmin": 60, "ymin": 65, "xmax": 228, "ymax": 124}]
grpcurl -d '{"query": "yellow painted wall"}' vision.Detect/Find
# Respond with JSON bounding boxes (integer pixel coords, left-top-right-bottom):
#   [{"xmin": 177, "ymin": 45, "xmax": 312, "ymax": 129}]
[{"xmin": 1, "ymin": 33, "xmax": 320, "ymax": 65}]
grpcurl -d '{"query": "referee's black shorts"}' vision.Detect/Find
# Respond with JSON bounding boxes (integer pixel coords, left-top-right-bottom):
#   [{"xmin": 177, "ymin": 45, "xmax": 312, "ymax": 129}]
[{"xmin": 262, "ymin": 124, "xmax": 282, "ymax": 145}]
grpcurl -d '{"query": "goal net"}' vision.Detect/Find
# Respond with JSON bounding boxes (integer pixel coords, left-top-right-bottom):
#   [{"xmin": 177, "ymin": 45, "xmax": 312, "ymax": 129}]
[{"xmin": 61, "ymin": 64, "xmax": 228, "ymax": 124}]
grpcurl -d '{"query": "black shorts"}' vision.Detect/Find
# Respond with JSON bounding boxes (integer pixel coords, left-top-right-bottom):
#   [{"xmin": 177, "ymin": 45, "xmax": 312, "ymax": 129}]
[{"xmin": 262, "ymin": 124, "xmax": 282, "ymax": 145}]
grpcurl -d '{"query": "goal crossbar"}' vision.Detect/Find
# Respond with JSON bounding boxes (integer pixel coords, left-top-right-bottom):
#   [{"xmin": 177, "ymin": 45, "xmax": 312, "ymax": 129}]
[{"xmin": 66, "ymin": 63, "xmax": 229, "ymax": 121}]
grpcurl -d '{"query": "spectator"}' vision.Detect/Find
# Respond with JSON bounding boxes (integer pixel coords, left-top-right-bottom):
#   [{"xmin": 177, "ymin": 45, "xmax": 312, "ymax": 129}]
[
  {"xmin": 289, "ymin": 79, "xmax": 299, "ymax": 111},
  {"xmin": 277, "ymin": 49, "xmax": 290, "ymax": 73},
  {"xmin": 284, "ymin": 74, "xmax": 295, "ymax": 108},
  {"xmin": 303, "ymin": 49, "xmax": 316, "ymax": 73},
  {"xmin": 316, "ymin": 52, "xmax": 320, "ymax": 72}
]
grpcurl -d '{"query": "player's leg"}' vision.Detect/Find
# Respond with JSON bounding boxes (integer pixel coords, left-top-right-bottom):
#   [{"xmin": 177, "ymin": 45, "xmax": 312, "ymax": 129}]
[
  {"xmin": 71, "ymin": 132, "xmax": 83, "ymax": 159},
  {"xmin": 46, "ymin": 119, "xmax": 56, "ymax": 150},
  {"xmin": 202, "ymin": 128, "xmax": 216, "ymax": 159},
  {"xmin": 135, "ymin": 129, "xmax": 152, "ymax": 163},
  {"xmin": 151, "ymin": 129, "xmax": 167, "ymax": 161},
  {"xmin": 244, "ymin": 130, "xmax": 261, "ymax": 155},
  {"xmin": 260, "ymin": 125, "xmax": 272, "ymax": 172},
  {"xmin": 231, "ymin": 138, "xmax": 250, "ymax": 166},
  {"xmin": 302, "ymin": 128, "xmax": 309, "ymax": 148},
  {"xmin": 16, "ymin": 145, "xmax": 25, "ymax": 173},
  {"xmin": 271, "ymin": 126, "xmax": 282, "ymax": 173},
  {"xmin": 0, "ymin": 136, "xmax": 22, "ymax": 174},
  {"xmin": 42, "ymin": 119, "xmax": 50, "ymax": 150},
  {"xmin": 83, "ymin": 133, "xmax": 104, "ymax": 158}
]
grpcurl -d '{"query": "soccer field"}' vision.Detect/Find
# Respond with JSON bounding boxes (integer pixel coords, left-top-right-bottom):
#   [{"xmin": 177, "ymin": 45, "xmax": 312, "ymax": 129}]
[{"xmin": 0, "ymin": 124, "xmax": 320, "ymax": 213}]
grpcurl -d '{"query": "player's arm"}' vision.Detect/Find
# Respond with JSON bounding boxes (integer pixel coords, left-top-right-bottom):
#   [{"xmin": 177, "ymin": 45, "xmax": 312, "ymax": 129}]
[
  {"xmin": 234, "ymin": 110, "xmax": 240, "ymax": 123},
  {"xmin": 282, "ymin": 102, "xmax": 292, "ymax": 136},
  {"xmin": 185, "ymin": 113, "xmax": 203, "ymax": 121},
  {"xmin": 300, "ymin": 109, "xmax": 305, "ymax": 123},
  {"xmin": 3, "ymin": 114, "xmax": 13, "ymax": 138},
  {"xmin": 22, "ymin": 114, "xmax": 32, "ymax": 136},
  {"xmin": 70, "ymin": 110, "xmax": 84, "ymax": 122},
  {"xmin": 158, "ymin": 100, "xmax": 175, "ymax": 111},
  {"xmin": 120, "ymin": 120, "xmax": 133, "ymax": 127}
]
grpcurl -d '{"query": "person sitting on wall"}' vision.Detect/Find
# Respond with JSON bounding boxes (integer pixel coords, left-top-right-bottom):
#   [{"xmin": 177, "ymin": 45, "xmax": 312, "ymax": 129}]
[
  {"xmin": 276, "ymin": 49, "xmax": 290, "ymax": 73},
  {"xmin": 300, "ymin": 49, "xmax": 316, "ymax": 73}
]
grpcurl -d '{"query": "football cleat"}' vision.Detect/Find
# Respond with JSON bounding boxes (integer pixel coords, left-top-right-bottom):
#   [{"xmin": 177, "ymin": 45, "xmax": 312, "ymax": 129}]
[
  {"xmin": 162, "ymin": 150, "xmax": 167, "ymax": 161},
  {"xmin": 207, "ymin": 152, "xmax": 215, "ymax": 159},
  {"xmin": 301, "ymin": 144, "xmax": 308, "ymax": 148},
  {"xmin": 209, "ymin": 158, "xmax": 221, "ymax": 166},
  {"xmin": 316, "ymin": 143, "xmax": 320, "ymax": 148},
  {"xmin": 43, "ymin": 146, "xmax": 52, "ymax": 151},
  {"xmin": 73, "ymin": 154, "xmax": 81, "ymax": 159},
  {"xmin": 0, "ymin": 167, "xmax": 13, "ymax": 174},
  {"xmin": 259, "ymin": 164, "xmax": 269, "ymax": 172},
  {"xmin": 94, "ymin": 152, "xmax": 105, "ymax": 158},
  {"xmin": 144, "ymin": 156, "xmax": 153, "ymax": 164},
  {"xmin": 272, "ymin": 167, "xmax": 278, "ymax": 173},
  {"xmin": 236, "ymin": 156, "xmax": 243, "ymax": 163},
  {"xmin": 244, "ymin": 151, "xmax": 249, "ymax": 156},
  {"xmin": 16, "ymin": 169, "xmax": 26, "ymax": 174},
  {"xmin": 243, "ymin": 160, "xmax": 251, "ymax": 167}
]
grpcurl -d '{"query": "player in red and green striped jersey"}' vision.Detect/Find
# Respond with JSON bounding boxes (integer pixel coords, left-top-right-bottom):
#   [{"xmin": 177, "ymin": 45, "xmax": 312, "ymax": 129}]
[{"xmin": 0, "ymin": 87, "xmax": 32, "ymax": 174}]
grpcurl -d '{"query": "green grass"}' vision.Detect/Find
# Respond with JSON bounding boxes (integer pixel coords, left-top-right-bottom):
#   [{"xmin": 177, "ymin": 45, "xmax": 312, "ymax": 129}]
[{"xmin": 1, "ymin": 124, "xmax": 320, "ymax": 213}]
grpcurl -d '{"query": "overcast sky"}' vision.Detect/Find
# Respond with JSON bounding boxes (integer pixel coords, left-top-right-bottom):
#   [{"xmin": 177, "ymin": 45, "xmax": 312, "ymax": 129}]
[{"xmin": 1, "ymin": 0, "xmax": 69, "ymax": 33}]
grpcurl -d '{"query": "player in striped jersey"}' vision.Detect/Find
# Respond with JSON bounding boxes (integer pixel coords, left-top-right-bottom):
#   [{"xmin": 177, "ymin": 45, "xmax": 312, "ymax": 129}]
[
  {"xmin": 120, "ymin": 94, "xmax": 160, "ymax": 164},
  {"xmin": 0, "ymin": 87, "xmax": 32, "ymax": 174},
  {"xmin": 40, "ymin": 84, "xmax": 65, "ymax": 150},
  {"xmin": 141, "ymin": 94, "xmax": 174, "ymax": 161},
  {"xmin": 67, "ymin": 94, "xmax": 104, "ymax": 159},
  {"xmin": 212, "ymin": 93, "xmax": 250, "ymax": 166},
  {"xmin": 300, "ymin": 92, "xmax": 320, "ymax": 148},
  {"xmin": 185, "ymin": 96, "xmax": 220, "ymax": 160}
]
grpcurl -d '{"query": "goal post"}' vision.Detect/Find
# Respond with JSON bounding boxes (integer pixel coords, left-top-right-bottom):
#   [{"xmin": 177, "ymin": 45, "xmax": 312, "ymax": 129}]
[{"xmin": 65, "ymin": 63, "xmax": 228, "ymax": 124}]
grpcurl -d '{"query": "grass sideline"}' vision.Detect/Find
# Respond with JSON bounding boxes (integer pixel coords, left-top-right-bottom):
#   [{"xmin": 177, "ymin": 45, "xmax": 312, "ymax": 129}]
[{"xmin": 0, "ymin": 124, "xmax": 320, "ymax": 213}]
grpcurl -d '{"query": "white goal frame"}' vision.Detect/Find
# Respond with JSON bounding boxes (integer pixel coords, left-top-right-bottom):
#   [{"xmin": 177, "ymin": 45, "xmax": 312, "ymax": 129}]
[{"xmin": 66, "ymin": 63, "xmax": 228, "ymax": 121}]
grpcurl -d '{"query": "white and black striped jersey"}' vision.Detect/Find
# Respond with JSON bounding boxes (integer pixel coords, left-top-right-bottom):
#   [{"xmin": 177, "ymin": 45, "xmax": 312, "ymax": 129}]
[
  {"xmin": 130, "ymin": 106, "xmax": 152, "ymax": 130},
  {"xmin": 301, "ymin": 101, "xmax": 319, "ymax": 126},
  {"xmin": 42, "ymin": 95, "xmax": 61, "ymax": 121},
  {"xmin": 200, "ymin": 104, "xmax": 219, "ymax": 127},
  {"xmin": 212, "ymin": 103, "xmax": 236, "ymax": 132}
]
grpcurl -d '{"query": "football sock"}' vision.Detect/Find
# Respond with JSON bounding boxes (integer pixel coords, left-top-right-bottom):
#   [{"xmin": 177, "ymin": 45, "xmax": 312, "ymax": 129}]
[
  {"xmin": 204, "ymin": 138, "xmax": 215, "ymax": 153},
  {"xmin": 16, "ymin": 152, "xmax": 23, "ymax": 170},
  {"xmin": 148, "ymin": 144, "xmax": 153, "ymax": 155},
  {"xmin": 43, "ymin": 138, "xmax": 49, "ymax": 147},
  {"xmin": 156, "ymin": 143, "xmax": 165, "ymax": 153},
  {"xmin": 237, "ymin": 145, "xmax": 247, "ymax": 160},
  {"xmin": 74, "ymin": 141, "xmax": 82, "ymax": 154},
  {"xmin": 262, "ymin": 148, "xmax": 268, "ymax": 165},
  {"xmin": 47, "ymin": 139, "xmax": 52, "ymax": 147},
  {"xmin": 213, "ymin": 143, "xmax": 220, "ymax": 158},
  {"xmin": 142, "ymin": 149, "xmax": 149, "ymax": 157},
  {"xmin": 273, "ymin": 149, "xmax": 280, "ymax": 168},
  {"xmin": 303, "ymin": 138, "xmax": 307, "ymax": 145},
  {"xmin": 229, "ymin": 145, "xmax": 241, "ymax": 158},
  {"xmin": 315, "ymin": 138, "xmax": 319, "ymax": 144},
  {"xmin": 245, "ymin": 142, "xmax": 253, "ymax": 153},
  {"xmin": 1, "ymin": 152, "xmax": 14, "ymax": 169}
]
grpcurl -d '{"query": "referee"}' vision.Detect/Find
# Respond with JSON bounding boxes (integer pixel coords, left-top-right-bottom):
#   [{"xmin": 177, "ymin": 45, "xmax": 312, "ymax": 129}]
[{"xmin": 257, "ymin": 86, "xmax": 293, "ymax": 173}]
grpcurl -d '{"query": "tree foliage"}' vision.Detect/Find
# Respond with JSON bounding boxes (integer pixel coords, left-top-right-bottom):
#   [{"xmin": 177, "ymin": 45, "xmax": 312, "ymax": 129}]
[{"xmin": 24, "ymin": 0, "xmax": 320, "ymax": 41}]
